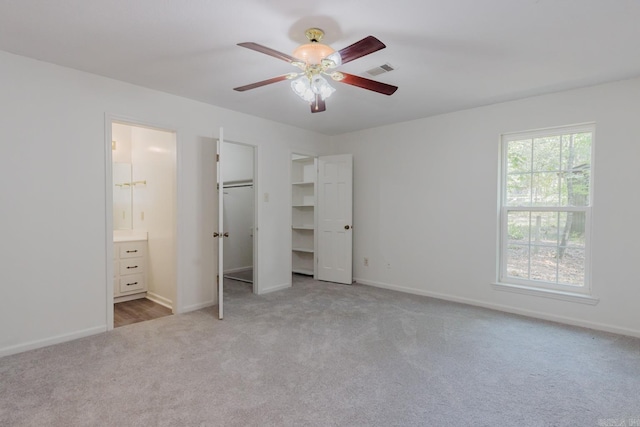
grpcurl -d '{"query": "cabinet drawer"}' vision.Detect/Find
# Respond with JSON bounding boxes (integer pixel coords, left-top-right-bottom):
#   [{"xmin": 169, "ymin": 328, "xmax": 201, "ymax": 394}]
[
  {"xmin": 119, "ymin": 274, "xmax": 145, "ymax": 293},
  {"xmin": 120, "ymin": 258, "xmax": 144, "ymax": 276},
  {"xmin": 119, "ymin": 241, "xmax": 146, "ymax": 259}
]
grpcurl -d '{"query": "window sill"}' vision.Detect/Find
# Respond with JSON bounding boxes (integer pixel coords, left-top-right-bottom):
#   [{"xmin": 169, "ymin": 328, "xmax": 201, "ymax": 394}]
[{"xmin": 492, "ymin": 282, "xmax": 599, "ymax": 305}]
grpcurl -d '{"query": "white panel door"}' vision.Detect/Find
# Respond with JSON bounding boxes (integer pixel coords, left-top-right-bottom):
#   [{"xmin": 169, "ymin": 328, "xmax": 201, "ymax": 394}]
[
  {"xmin": 217, "ymin": 130, "xmax": 225, "ymax": 319},
  {"xmin": 317, "ymin": 154, "xmax": 353, "ymax": 284}
]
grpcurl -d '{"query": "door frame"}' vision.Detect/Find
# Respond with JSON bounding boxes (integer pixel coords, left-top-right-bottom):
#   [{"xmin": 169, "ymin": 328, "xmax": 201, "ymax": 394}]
[
  {"xmin": 104, "ymin": 113, "xmax": 179, "ymax": 330},
  {"xmin": 221, "ymin": 139, "xmax": 259, "ymax": 295}
]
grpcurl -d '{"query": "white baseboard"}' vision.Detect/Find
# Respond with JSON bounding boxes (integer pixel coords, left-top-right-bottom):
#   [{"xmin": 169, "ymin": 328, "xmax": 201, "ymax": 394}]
[
  {"xmin": 258, "ymin": 282, "xmax": 290, "ymax": 295},
  {"xmin": 180, "ymin": 300, "xmax": 216, "ymax": 313},
  {"xmin": 223, "ymin": 266, "xmax": 252, "ymax": 274},
  {"xmin": 114, "ymin": 292, "xmax": 146, "ymax": 303},
  {"xmin": 146, "ymin": 292, "xmax": 173, "ymax": 310},
  {"xmin": 0, "ymin": 325, "xmax": 106, "ymax": 358},
  {"xmin": 355, "ymin": 277, "xmax": 640, "ymax": 339}
]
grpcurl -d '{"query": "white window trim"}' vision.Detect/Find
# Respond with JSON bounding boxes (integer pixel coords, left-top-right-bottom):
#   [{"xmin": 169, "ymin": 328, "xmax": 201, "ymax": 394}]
[
  {"xmin": 492, "ymin": 282, "xmax": 599, "ymax": 305},
  {"xmin": 497, "ymin": 123, "xmax": 595, "ymax": 299}
]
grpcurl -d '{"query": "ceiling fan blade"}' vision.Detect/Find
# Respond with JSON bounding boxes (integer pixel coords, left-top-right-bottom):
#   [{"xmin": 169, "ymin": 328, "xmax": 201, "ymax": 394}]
[
  {"xmin": 233, "ymin": 74, "xmax": 291, "ymax": 92},
  {"xmin": 311, "ymin": 94, "xmax": 326, "ymax": 113},
  {"xmin": 336, "ymin": 72, "xmax": 398, "ymax": 95},
  {"xmin": 238, "ymin": 42, "xmax": 298, "ymax": 63},
  {"xmin": 338, "ymin": 36, "xmax": 386, "ymax": 65}
]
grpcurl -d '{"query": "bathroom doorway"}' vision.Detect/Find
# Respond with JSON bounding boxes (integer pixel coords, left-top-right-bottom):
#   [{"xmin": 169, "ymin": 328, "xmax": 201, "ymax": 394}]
[
  {"xmin": 108, "ymin": 119, "xmax": 177, "ymax": 328},
  {"xmin": 221, "ymin": 140, "xmax": 258, "ymax": 297}
]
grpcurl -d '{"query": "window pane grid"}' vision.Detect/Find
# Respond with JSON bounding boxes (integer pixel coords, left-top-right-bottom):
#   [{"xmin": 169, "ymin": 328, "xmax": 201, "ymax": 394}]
[
  {"xmin": 501, "ymin": 126, "xmax": 592, "ymax": 291},
  {"xmin": 504, "ymin": 207, "xmax": 587, "ymax": 287}
]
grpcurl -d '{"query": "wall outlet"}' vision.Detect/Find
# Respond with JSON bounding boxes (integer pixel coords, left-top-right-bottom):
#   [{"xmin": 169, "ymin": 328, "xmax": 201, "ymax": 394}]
[{"xmin": 364, "ymin": 257, "xmax": 369, "ymax": 267}]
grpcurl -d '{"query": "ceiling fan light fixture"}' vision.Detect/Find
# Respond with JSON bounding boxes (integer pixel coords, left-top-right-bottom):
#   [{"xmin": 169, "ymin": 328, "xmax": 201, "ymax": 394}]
[
  {"xmin": 330, "ymin": 71, "xmax": 345, "ymax": 81},
  {"xmin": 311, "ymin": 75, "xmax": 335, "ymax": 100},
  {"xmin": 292, "ymin": 42, "xmax": 335, "ymax": 65},
  {"xmin": 291, "ymin": 74, "xmax": 336, "ymax": 103},
  {"xmin": 321, "ymin": 51, "xmax": 342, "ymax": 69},
  {"xmin": 291, "ymin": 76, "xmax": 315, "ymax": 102},
  {"xmin": 292, "ymin": 28, "xmax": 336, "ymax": 65},
  {"xmin": 235, "ymin": 29, "xmax": 397, "ymax": 113}
]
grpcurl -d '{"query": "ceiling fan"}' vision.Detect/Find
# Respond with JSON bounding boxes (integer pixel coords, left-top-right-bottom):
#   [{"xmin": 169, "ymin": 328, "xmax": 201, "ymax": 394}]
[{"xmin": 233, "ymin": 28, "xmax": 398, "ymax": 113}]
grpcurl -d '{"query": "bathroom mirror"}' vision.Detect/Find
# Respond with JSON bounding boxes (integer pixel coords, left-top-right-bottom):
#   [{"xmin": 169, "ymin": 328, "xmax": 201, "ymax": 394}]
[{"xmin": 113, "ymin": 162, "xmax": 132, "ymax": 229}]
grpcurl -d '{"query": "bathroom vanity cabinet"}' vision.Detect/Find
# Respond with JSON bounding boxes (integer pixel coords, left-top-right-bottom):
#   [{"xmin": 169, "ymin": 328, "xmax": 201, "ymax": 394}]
[{"xmin": 114, "ymin": 239, "xmax": 147, "ymax": 302}]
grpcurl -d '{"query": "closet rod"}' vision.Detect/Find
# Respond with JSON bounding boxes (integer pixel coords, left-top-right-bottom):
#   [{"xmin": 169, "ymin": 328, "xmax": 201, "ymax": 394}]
[
  {"xmin": 224, "ymin": 183, "xmax": 254, "ymax": 189},
  {"xmin": 220, "ymin": 179, "xmax": 253, "ymax": 189}
]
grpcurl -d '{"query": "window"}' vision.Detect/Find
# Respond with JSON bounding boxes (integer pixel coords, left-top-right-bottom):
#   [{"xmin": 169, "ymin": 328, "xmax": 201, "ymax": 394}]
[{"xmin": 499, "ymin": 124, "xmax": 593, "ymax": 294}]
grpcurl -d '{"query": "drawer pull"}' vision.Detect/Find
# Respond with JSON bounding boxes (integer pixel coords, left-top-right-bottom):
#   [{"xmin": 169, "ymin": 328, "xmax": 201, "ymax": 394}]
[
  {"xmin": 126, "ymin": 265, "xmax": 139, "ymax": 269},
  {"xmin": 126, "ymin": 282, "xmax": 138, "ymax": 286},
  {"xmin": 126, "ymin": 250, "xmax": 138, "ymax": 253}
]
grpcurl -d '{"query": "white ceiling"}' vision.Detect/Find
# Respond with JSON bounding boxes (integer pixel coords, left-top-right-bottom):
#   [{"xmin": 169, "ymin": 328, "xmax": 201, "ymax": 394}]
[{"xmin": 1, "ymin": 0, "xmax": 639, "ymax": 135}]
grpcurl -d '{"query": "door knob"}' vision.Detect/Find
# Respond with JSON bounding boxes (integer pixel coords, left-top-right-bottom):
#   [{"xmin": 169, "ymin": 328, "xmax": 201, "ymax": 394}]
[
  {"xmin": 213, "ymin": 232, "xmax": 220, "ymax": 238},
  {"xmin": 223, "ymin": 232, "xmax": 229, "ymax": 237},
  {"xmin": 344, "ymin": 225, "xmax": 351, "ymax": 230}
]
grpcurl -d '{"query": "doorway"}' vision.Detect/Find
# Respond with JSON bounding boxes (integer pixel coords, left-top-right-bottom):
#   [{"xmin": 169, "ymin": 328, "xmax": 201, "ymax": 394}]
[
  {"xmin": 290, "ymin": 152, "xmax": 353, "ymax": 285},
  {"xmin": 220, "ymin": 140, "xmax": 258, "ymax": 299},
  {"xmin": 108, "ymin": 119, "xmax": 177, "ymax": 328}
]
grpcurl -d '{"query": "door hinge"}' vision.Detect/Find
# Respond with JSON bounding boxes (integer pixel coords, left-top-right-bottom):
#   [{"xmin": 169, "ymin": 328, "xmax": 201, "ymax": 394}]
[{"xmin": 217, "ymin": 154, "xmax": 220, "ymax": 162}]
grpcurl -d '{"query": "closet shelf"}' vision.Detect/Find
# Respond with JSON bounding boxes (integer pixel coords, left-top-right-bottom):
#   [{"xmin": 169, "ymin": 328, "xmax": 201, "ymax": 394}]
[{"xmin": 292, "ymin": 154, "xmax": 316, "ymax": 278}]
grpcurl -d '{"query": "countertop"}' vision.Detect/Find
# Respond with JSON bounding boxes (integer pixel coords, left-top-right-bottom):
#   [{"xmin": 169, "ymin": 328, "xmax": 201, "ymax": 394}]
[{"xmin": 113, "ymin": 230, "xmax": 148, "ymax": 242}]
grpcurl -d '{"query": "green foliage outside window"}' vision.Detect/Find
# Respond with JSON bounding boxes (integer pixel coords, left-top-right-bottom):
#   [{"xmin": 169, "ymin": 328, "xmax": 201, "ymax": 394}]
[{"xmin": 503, "ymin": 129, "xmax": 591, "ymax": 287}]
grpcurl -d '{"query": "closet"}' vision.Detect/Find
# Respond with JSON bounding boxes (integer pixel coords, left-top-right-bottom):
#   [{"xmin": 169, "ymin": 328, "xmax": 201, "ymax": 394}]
[
  {"xmin": 291, "ymin": 154, "xmax": 354, "ymax": 284},
  {"xmin": 291, "ymin": 155, "xmax": 317, "ymax": 277},
  {"xmin": 221, "ymin": 141, "xmax": 255, "ymax": 287}
]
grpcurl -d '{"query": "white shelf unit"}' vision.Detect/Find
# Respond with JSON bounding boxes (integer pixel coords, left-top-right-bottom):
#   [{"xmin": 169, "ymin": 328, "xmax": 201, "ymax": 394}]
[{"xmin": 291, "ymin": 155, "xmax": 317, "ymax": 277}]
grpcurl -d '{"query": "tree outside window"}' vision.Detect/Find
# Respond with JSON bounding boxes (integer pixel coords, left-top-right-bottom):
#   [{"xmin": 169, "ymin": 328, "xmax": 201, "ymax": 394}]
[{"xmin": 500, "ymin": 125, "xmax": 593, "ymax": 291}]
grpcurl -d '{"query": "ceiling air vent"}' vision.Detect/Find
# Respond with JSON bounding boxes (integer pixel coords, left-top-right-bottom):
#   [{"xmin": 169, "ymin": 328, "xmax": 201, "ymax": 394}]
[{"xmin": 365, "ymin": 63, "xmax": 395, "ymax": 77}]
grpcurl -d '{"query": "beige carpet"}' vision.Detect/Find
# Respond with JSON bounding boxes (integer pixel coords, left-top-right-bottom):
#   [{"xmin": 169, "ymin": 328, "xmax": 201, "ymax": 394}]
[{"xmin": 1, "ymin": 275, "xmax": 639, "ymax": 426}]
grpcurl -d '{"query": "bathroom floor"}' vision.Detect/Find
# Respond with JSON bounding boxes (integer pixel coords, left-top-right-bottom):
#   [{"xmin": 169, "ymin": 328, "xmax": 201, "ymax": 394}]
[{"xmin": 114, "ymin": 298, "xmax": 172, "ymax": 328}]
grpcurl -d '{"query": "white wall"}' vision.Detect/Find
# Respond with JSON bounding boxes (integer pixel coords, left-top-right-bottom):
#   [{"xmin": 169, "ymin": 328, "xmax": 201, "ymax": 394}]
[
  {"xmin": 0, "ymin": 50, "xmax": 327, "ymax": 356},
  {"xmin": 332, "ymin": 76, "xmax": 640, "ymax": 337}
]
